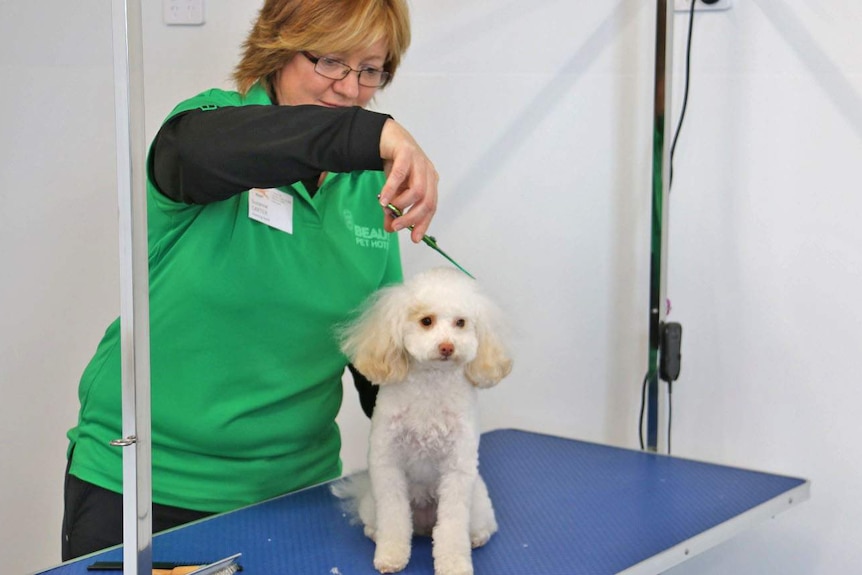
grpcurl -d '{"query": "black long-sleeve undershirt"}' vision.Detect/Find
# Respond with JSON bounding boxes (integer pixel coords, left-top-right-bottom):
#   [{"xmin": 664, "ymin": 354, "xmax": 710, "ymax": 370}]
[
  {"xmin": 148, "ymin": 104, "xmax": 390, "ymax": 204},
  {"xmin": 149, "ymin": 102, "xmax": 387, "ymax": 415}
]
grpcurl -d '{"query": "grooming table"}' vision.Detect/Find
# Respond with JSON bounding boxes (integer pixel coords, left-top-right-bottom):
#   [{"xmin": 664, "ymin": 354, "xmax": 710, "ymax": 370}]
[{"xmin": 38, "ymin": 429, "xmax": 809, "ymax": 575}]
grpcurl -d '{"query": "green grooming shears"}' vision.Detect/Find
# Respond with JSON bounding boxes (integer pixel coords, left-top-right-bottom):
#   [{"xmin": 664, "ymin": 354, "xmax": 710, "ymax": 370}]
[{"xmin": 384, "ymin": 202, "xmax": 475, "ymax": 279}]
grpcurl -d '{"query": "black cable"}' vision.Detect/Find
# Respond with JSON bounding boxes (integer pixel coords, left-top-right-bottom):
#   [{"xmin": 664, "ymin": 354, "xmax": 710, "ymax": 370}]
[
  {"xmin": 638, "ymin": 371, "xmax": 676, "ymax": 453},
  {"xmin": 638, "ymin": 371, "xmax": 650, "ymax": 450},
  {"xmin": 667, "ymin": 381, "xmax": 673, "ymax": 454},
  {"xmin": 669, "ymin": 0, "xmax": 697, "ymax": 190},
  {"xmin": 663, "ymin": 1, "xmax": 698, "ymax": 452}
]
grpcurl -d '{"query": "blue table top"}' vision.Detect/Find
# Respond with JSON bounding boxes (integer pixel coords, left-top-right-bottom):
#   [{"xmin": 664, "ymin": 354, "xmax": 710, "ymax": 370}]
[{"xmin": 39, "ymin": 429, "xmax": 809, "ymax": 575}]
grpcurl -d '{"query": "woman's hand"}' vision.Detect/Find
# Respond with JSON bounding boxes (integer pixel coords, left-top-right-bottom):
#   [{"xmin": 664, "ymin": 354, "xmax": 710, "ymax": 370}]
[{"xmin": 378, "ymin": 119, "xmax": 439, "ymax": 243}]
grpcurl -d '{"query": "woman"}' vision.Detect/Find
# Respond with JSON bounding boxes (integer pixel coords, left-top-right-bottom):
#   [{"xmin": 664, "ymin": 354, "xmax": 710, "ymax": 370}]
[{"xmin": 63, "ymin": 0, "xmax": 436, "ymax": 560}]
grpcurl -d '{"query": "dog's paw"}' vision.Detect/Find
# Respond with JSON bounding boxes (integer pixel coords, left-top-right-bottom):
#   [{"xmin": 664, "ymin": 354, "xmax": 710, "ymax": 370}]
[
  {"xmin": 434, "ymin": 554, "xmax": 473, "ymax": 575},
  {"xmin": 470, "ymin": 519, "xmax": 498, "ymax": 548},
  {"xmin": 374, "ymin": 541, "xmax": 411, "ymax": 573},
  {"xmin": 470, "ymin": 530, "xmax": 493, "ymax": 549}
]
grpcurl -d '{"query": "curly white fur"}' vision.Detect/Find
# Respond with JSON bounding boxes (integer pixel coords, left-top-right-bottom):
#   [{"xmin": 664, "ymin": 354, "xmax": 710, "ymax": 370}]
[{"xmin": 334, "ymin": 267, "xmax": 513, "ymax": 575}]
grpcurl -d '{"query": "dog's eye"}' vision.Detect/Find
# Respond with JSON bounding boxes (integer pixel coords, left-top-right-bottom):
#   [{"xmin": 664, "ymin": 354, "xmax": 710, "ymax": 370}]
[
  {"xmin": 455, "ymin": 318, "xmax": 467, "ymax": 328},
  {"xmin": 420, "ymin": 316, "xmax": 434, "ymax": 327}
]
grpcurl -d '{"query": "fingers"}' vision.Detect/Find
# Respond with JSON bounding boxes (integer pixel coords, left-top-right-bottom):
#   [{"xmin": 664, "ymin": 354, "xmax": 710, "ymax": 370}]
[
  {"xmin": 380, "ymin": 162, "xmax": 438, "ymax": 242},
  {"xmin": 383, "ymin": 195, "xmax": 437, "ymax": 242},
  {"xmin": 378, "ymin": 120, "xmax": 439, "ymax": 243}
]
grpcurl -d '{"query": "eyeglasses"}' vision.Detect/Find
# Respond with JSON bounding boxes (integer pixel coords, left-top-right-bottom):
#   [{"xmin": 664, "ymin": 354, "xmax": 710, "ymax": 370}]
[{"xmin": 301, "ymin": 52, "xmax": 390, "ymax": 88}]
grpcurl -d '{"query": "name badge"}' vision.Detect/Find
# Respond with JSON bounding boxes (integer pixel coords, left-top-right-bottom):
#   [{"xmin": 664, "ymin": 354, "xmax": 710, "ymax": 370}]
[{"xmin": 248, "ymin": 188, "xmax": 293, "ymax": 234}]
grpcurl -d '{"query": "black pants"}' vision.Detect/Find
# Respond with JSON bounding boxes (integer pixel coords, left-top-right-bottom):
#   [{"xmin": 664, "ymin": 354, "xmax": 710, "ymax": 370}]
[{"xmin": 62, "ymin": 452, "xmax": 213, "ymax": 561}]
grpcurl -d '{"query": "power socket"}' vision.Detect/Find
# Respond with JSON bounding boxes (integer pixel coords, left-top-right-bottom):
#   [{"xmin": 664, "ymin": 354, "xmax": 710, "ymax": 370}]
[
  {"xmin": 675, "ymin": 0, "xmax": 733, "ymax": 11},
  {"xmin": 163, "ymin": 0, "xmax": 205, "ymax": 26}
]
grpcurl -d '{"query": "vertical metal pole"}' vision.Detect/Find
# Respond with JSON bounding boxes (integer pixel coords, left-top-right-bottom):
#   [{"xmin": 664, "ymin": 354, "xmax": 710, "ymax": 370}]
[
  {"xmin": 110, "ymin": 0, "xmax": 152, "ymax": 573},
  {"xmin": 646, "ymin": 0, "xmax": 673, "ymax": 453}
]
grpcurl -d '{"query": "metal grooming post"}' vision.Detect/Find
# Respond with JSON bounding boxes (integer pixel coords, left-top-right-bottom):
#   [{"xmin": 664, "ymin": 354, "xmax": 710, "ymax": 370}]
[
  {"xmin": 110, "ymin": 0, "xmax": 153, "ymax": 573},
  {"xmin": 646, "ymin": 0, "xmax": 674, "ymax": 453}
]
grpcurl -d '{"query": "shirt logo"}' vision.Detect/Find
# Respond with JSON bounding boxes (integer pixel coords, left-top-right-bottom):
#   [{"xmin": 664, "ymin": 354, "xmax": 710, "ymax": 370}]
[
  {"xmin": 354, "ymin": 225, "xmax": 389, "ymax": 249},
  {"xmin": 344, "ymin": 209, "xmax": 389, "ymax": 249}
]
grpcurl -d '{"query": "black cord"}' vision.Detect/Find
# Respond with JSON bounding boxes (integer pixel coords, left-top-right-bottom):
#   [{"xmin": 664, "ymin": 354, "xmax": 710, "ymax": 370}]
[
  {"xmin": 663, "ymin": 2, "xmax": 699, "ymax": 452},
  {"xmin": 639, "ymin": 373, "xmax": 678, "ymax": 453},
  {"xmin": 638, "ymin": 371, "xmax": 649, "ymax": 450},
  {"xmin": 638, "ymin": 372, "xmax": 677, "ymax": 453},
  {"xmin": 669, "ymin": 0, "xmax": 697, "ymax": 190},
  {"xmin": 667, "ymin": 381, "xmax": 673, "ymax": 454}
]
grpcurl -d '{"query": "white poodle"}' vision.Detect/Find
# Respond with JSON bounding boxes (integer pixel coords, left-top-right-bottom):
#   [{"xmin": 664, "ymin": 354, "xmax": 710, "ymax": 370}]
[{"xmin": 334, "ymin": 267, "xmax": 513, "ymax": 575}]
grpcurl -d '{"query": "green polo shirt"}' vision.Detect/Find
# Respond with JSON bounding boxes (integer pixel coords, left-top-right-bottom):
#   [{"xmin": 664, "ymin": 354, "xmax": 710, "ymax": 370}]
[{"xmin": 67, "ymin": 86, "xmax": 401, "ymax": 512}]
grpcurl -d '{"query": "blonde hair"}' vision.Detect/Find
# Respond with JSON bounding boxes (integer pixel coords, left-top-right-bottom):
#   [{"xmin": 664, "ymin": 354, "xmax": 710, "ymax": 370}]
[{"xmin": 234, "ymin": 0, "xmax": 411, "ymax": 96}]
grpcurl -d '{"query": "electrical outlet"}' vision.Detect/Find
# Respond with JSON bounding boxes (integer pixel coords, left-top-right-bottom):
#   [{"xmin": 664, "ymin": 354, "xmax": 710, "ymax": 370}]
[
  {"xmin": 675, "ymin": 0, "xmax": 732, "ymax": 11},
  {"xmin": 163, "ymin": 0, "xmax": 205, "ymax": 26}
]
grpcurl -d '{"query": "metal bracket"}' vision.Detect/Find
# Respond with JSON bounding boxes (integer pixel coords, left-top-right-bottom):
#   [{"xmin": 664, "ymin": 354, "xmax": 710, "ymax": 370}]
[{"xmin": 110, "ymin": 436, "xmax": 138, "ymax": 447}]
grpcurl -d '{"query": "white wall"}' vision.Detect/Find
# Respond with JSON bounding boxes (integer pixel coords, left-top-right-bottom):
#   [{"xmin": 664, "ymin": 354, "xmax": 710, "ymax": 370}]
[
  {"xmin": 0, "ymin": 2, "xmax": 118, "ymax": 573},
  {"xmin": 1, "ymin": 1, "xmax": 860, "ymax": 573}
]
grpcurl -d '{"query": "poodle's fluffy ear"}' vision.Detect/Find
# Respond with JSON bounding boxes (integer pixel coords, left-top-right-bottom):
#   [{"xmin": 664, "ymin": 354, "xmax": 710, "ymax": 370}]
[
  {"xmin": 465, "ymin": 296, "xmax": 513, "ymax": 388},
  {"xmin": 338, "ymin": 285, "xmax": 410, "ymax": 385}
]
